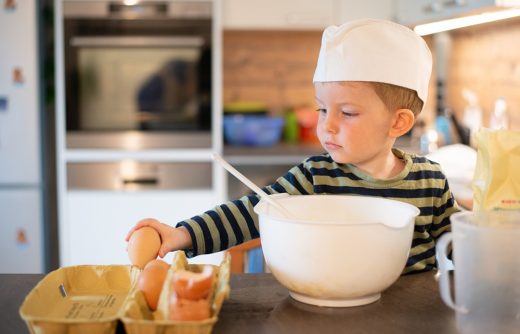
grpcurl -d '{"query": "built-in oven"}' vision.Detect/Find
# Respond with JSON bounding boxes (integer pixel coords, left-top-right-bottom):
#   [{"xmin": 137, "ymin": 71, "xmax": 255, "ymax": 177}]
[{"xmin": 63, "ymin": 1, "xmax": 213, "ymax": 149}]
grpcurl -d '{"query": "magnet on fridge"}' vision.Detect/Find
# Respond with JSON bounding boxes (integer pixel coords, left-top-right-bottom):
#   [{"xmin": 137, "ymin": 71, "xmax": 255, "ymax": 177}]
[
  {"xmin": 16, "ymin": 228, "xmax": 29, "ymax": 249},
  {"xmin": 4, "ymin": 0, "xmax": 16, "ymax": 10},
  {"xmin": 0, "ymin": 96, "xmax": 7, "ymax": 112},
  {"xmin": 13, "ymin": 67, "xmax": 24, "ymax": 84}
]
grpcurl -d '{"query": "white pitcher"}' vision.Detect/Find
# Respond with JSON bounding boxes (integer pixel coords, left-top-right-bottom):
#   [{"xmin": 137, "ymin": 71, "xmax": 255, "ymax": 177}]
[{"xmin": 436, "ymin": 211, "xmax": 520, "ymax": 334}]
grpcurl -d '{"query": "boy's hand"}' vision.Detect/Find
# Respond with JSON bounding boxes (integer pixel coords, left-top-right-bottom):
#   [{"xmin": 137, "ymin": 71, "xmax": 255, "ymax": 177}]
[{"xmin": 125, "ymin": 218, "xmax": 192, "ymax": 258}]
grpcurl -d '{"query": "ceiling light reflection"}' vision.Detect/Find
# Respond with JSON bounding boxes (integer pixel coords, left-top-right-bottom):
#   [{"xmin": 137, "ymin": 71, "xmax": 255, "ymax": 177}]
[
  {"xmin": 123, "ymin": 0, "xmax": 139, "ymax": 6},
  {"xmin": 414, "ymin": 8, "xmax": 520, "ymax": 36}
]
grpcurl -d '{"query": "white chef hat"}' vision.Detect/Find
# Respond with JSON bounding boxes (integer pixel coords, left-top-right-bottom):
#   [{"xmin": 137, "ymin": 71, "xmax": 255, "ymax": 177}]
[{"xmin": 313, "ymin": 19, "xmax": 432, "ymax": 108}]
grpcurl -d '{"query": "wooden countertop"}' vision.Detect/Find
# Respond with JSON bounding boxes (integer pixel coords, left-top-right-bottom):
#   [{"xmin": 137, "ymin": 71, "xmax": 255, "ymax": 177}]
[{"xmin": 1, "ymin": 271, "xmax": 456, "ymax": 334}]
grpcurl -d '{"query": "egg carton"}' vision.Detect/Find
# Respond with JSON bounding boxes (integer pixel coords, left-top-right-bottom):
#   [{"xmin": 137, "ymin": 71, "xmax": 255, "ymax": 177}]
[{"xmin": 19, "ymin": 251, "xmax": 231, "ymax": 334}]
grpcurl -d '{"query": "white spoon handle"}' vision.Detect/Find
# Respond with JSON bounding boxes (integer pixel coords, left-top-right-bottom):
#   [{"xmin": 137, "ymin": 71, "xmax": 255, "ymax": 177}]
[{"xmin": 212, "ymin": 153, "xmax": 290, "ymax": 217}]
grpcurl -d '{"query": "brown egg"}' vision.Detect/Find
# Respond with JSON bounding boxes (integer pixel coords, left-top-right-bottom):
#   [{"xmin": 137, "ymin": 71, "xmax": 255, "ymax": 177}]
[
  {"xmin": 137, "ymin": 259, "xmax": 169, "ymax": 310},
  {"xmin": 127, "ymin": 226, "xmax": 161, "ymax": 269}
]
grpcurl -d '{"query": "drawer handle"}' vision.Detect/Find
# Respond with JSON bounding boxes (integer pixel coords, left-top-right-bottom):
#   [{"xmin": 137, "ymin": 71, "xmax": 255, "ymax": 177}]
[{"xmin": 122, "ymin": 178, "xmax": 158, "ymax": 185}]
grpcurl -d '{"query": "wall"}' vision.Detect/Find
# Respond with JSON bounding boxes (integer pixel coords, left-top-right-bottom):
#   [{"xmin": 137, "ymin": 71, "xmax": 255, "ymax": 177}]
[
  {"xmin": 224, "ymin": 20, "xmax": 520, "ymax": 132},
  {"xmin": 223, "ymin": 30, "xmax": 437, "ymax": 124},
  {"xmin": 446, "ymin": 18, "xmax": 520, "ymax": 130},
  {"xmin": 223, "ymin": 30, "xmax": 321, "ymax": 113}
]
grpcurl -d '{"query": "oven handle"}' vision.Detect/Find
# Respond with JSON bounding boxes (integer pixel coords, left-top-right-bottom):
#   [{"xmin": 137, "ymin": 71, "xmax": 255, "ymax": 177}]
[{"xmin": 70, "ymin": 36, "xmax": 204, "ymax": 48}]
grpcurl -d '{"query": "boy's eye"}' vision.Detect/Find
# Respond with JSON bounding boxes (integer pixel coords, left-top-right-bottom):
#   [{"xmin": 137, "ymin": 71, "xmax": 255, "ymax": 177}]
[
  {"xmin": 315, "ymin": 108, "xmax": 326, "ymax": 113},
  {"xmin": 341, "ymin": 111, "xmax": 359, "ymax": 117}
]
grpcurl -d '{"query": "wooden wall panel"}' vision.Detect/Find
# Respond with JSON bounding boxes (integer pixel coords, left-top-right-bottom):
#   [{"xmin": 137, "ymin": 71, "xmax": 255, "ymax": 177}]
[
  {"xmin": 223, "ymin": 30, "xmax": 322, "ymax": 113},
  {"xmin": 446, "ymin": 19, "xmax": 520, "ymax": 130}
]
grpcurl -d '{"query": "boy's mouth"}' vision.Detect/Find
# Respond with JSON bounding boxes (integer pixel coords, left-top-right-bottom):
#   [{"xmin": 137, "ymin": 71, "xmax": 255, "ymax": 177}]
[{"xmin": 325, "ymin": 141, "xmax": 342, "ymax": 150}]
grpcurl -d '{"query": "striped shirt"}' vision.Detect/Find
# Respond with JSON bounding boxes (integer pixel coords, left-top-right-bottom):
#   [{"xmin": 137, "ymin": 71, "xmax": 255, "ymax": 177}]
[{"xmin": 177, "ymin": 148, "xmax": 459, "ymax": 274}]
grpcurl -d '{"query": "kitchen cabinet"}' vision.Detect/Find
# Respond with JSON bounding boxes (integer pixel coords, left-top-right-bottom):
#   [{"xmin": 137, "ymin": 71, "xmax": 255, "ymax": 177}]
[
  {"xmin": 65, "ymin": 190, "xmax": 221, "ymax": 266},
  {"xmin": 335, "ymin": 0, "xmax": 394, "ymax": 23},
  {"xmin": 395, "ymin": 0, "xmax": 510, "ymax": 26},
  {"xmin": 222, "ymin": 0, "xmax": 336, "ymax": 30},
  {"xmin": 222, "ymin": 0, "xmax": 394, "ymax": 30},
  {"xmin": 54, "ymin": 0, "xmax": 225, "ymax": 267},
  {"xmin": 61, "ymin": 158, "xmax": 225, "ymax": 266}
]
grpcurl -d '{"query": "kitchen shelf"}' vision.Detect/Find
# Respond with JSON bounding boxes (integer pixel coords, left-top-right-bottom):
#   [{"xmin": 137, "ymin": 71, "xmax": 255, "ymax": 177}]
[
  {"xmin": 223, "ymin": 137, "xmax": 421, "ymax": 165},
  {"xmin": 223, "ymin": 142, "xmax": 324, "ymax": 165}
]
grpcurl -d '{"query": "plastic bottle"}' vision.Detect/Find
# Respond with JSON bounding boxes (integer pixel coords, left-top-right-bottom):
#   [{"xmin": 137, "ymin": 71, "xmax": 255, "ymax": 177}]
[
  {"xmin": 489, "ymin": 97, "xmax": 508, "ymax": 130},
  {"xmin": 420, "ymin": 128, "xmax": 439, "ymax": 154},
  {"xmin": 283, "ymin": 109, "xmax": 299, "ymax": 144},
  {"xmin": 435, "ymin": 108, "xmax": 452, "ymax": 145},
  {"xmin": 461, "ymin": 89, "xmax": 482, "ymax": 135}
]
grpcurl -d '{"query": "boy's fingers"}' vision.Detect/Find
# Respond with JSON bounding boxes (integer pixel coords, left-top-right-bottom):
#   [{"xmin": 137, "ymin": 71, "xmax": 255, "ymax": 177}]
[
  {"xmin": 158, "ymin": 247, "xmax": 168, "ymax": 258},
  {"xmin": 124, "ymin": 225, "xmax": 141, "ymax": 241},
  {"xmin": 137, "ymin": 218, "xmax": 159, "ymax": 227},
  {"xmin": 125, "ymin": 219, "xmax": 159, "ymax": 241},
  {"xmin": 124, "ymin": 228, "xmax": 136, "ymax": 241}
]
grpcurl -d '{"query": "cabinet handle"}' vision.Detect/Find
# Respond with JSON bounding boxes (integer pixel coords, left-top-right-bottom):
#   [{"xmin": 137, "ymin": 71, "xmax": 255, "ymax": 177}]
[{"xmin": 122, "ymin": 178, "xmax": 158, "ymax": 185}]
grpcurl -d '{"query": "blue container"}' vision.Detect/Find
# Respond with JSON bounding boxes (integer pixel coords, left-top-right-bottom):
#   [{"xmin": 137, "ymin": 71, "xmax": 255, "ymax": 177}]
[{"xmin": 223, "ymin": 115, "xmax": 285, "ymax": 146}]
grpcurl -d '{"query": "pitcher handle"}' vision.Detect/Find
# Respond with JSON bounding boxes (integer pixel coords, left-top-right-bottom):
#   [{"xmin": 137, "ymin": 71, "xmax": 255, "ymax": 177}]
[{"xmin": 436, "ymin": 232, "xmax": 467, "ymax": 313}]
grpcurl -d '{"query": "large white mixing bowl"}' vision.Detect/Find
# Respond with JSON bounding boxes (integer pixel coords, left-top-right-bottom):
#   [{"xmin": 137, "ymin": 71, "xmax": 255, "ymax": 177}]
[{"xmin": 254, "ymin": 194, "xmax": 420, "ymax": 307}]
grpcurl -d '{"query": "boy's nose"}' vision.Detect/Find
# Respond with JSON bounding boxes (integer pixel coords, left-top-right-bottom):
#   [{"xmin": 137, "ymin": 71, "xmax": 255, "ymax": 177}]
[{"xmin": 324, "ymin": 113, "xmax": 338, "ymax": 134}]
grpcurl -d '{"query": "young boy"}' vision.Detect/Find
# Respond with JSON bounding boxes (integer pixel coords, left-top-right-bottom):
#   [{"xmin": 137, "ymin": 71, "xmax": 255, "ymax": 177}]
[{"xmin": 126, "ymin": 19, "xmax": 459, "ymax": 274}]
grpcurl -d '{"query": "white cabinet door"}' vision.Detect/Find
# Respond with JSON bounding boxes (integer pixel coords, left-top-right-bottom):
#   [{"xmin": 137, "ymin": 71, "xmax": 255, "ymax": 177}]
[
  {"xmin": 0, "ymin": 190, "xmax": 44, "ymax": 273},
  {"xmin": 334, "ymin": 0, "xmax": 394, "ymax": 24},
  {"xmin": 222, "ymin": 0, "xmax": 395, "ymax": 30},
  {"xmin": 222, "ymin": 0, "xmax": 336, "ymax": 30},
  {"xmin": 65, "ymin": 190, "xmax": 221, "ymax": 266}
]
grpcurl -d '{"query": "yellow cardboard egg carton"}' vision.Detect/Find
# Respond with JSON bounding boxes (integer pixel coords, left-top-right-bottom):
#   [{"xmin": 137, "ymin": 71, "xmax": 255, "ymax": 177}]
[{"xmin": 19, "ymin": 251, "xmax": 231, "ymax": 334}]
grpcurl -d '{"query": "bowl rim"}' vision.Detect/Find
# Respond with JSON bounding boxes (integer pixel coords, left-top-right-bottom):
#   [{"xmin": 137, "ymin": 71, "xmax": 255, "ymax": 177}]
[{"xmin": 254, "ymin": 194, "xmax": 420, "ymax": 228}]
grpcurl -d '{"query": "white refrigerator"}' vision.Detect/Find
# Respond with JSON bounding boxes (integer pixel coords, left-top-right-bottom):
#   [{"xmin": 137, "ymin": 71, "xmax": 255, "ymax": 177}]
[{"xmin": 0, "ymin": 0, "xmax": 45, "ymax": 273}]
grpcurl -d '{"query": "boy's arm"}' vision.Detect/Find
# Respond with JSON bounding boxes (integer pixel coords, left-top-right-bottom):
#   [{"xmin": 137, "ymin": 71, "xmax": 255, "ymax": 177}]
[
  {"xmin": 176, "ymin": 160, "xmax": 316, "ymax": 257},
  {"xmin": 429, "ymin": 177, "xmax": 460, "ymax": 240}
]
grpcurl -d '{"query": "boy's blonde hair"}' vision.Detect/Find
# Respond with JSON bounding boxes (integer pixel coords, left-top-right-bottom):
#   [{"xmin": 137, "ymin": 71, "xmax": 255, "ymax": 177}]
[{"xmin": 370, "ymin": 82, "xmax": 423, "ymax": 117}]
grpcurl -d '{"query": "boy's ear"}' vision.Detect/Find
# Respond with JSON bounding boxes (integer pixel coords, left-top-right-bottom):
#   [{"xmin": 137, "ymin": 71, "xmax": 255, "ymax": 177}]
[{"xmin": 389, "ymin": 109, "xmax": 415, "ymax": 138}]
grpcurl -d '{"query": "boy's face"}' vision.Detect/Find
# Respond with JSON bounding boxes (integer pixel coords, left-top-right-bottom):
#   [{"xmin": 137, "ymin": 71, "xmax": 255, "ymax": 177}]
[{"xmin": 315, "ymin": 81, "xmax": 397, "ymax": 169}]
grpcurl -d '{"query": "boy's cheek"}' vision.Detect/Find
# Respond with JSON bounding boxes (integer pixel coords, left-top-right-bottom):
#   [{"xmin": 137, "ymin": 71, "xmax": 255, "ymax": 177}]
[{"xmin": 315, "ymin": 128, "xmax": 325, "ymax": 143}]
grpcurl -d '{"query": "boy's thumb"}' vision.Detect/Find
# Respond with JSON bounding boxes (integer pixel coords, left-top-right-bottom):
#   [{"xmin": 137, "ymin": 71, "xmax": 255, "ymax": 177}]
[{"xmin": 158, "ymin": 247, "xmax": 169, "ymax": 258}]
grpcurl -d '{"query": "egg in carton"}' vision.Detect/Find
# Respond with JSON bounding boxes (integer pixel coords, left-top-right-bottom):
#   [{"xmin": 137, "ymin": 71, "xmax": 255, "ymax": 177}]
[{"xmin": 121, "ymin": 251, "xmax": 231, "ymax": 334}]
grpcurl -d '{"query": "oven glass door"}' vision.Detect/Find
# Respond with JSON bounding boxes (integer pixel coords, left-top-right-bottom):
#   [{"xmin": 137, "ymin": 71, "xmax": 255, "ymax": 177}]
[
  {"xmin": 63, "ymin": 0, "xmax": 213, "ymax": 149},
  {"xmin": 74, "ymin": 37, "xmax": 206, "ymax": 132}
]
